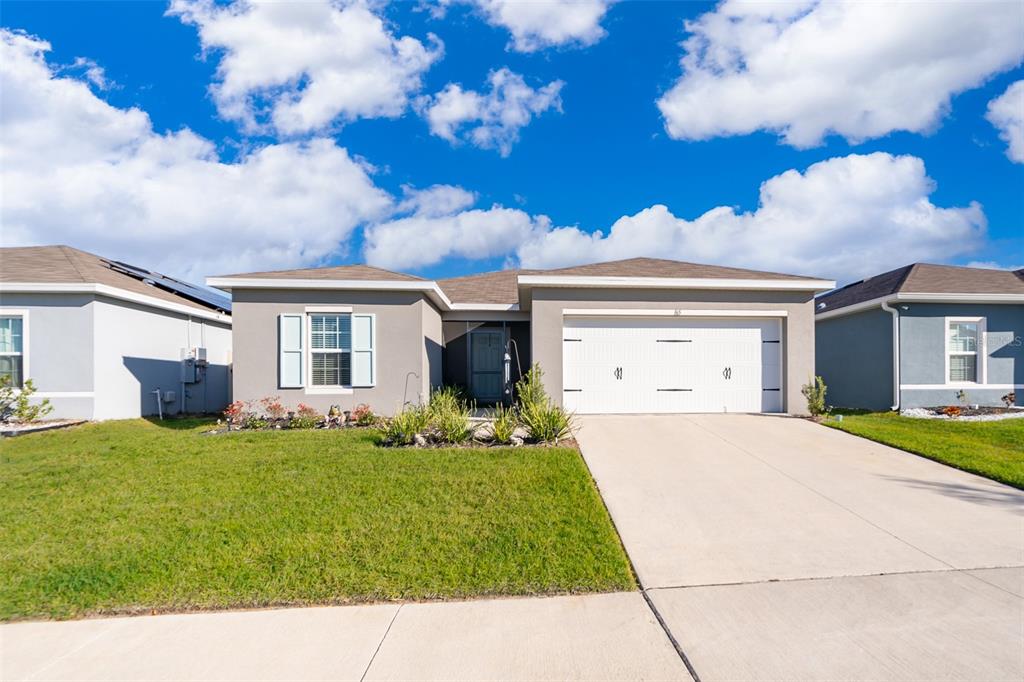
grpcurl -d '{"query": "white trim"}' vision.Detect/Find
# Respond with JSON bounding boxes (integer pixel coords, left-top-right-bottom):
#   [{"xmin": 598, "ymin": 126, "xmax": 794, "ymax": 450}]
[
  {"xmin": 901, "ymin": 384, "xmax": 1022, "ymax": 391},
  {"xmin": 33, "ymin": 391, "xmax": 95, "ymax": 398},
  {"xmin": 519, "ymin": 275, "xmax": 834, "ymax": 292},
  {"xmin": 206, "ymin": 277, "xmax": 454, "ymax": 311},
  {"xmin": 816, "ymin": 292, "xmax": 1024, "ymax": 320},
  {"xmin": 304, "ymin": 387, "xmax": 354, "ymax": 396},
  {"xmin": 945, "ymin": 316, "xmax": 987, "ymax": 386},
  {"xmin": 880, "ymin": 301, "xmax": 901, "ymax": 411},
  {"xmin": 900, "ymin": 293, "xmax": 1024, "ymax": 304},
  {"xmin": 449, "ymin": 303, "xmax": 520, "ymax": 311},
  {"xmin": 0, "ymin": 283, "xmax": 230, "ymax": 323},
  {"xmin": 305, "ymin": 305, "xmax": 353, "ymax": 313},
  {"xmin": 561, "ymin": 308, "xmax": 789, "ymax": 318},
  {"xmin": 0, "ymin": 308, "xmax": 29, "ymax": 387},
  {"xmin": 442, "ymin": 311, "xmax": 531, "ymax": 322}
]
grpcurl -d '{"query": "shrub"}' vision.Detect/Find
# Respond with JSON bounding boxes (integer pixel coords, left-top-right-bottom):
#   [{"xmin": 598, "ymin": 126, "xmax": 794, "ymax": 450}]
[
  {"xmin": 519, "ymin": 399, "xmax": 572, "ymax": 444},
  {"xmin": 0, "ymin": 377, "xmax": 53, "ymax": 423},
  {"xmin": 260, "ymin": 396, "xmax": 286, "ymax": 420},
  {"xmin": 381, "ymin": 404, "xmax": 431, "ymax": 446},
  {"xmin": 513, "ymin": 364, "xmax": 572, "ymax": 443},
  {"xmin": 1002, "ymin": 392, "xmax": 1017, "ymax": 408},
  {"xmin": 351, "ymin": 403, "xmax": 375, "ymax": 426},
  {"xmin": 801, "ymin": 376, "xmax": 829, "ymax": 417},
  {"xmin": 942, "ymin": 405, "xmax": 962, "ymax": 418},
  {"xmin": 289, "ymin": 403, "xmax": 320, "ymax": 429},
  {"xmin": 515, "ymin": 363, "xmax": 547, "ymax": 411},
  {"xmin": 489, "ymin": 404, "xmax": 518, "ymax": 444},
  {"xmin": 427, "ymin": 386, "xmax": 475, "ymax": 444},
  {"xmin": 243, "ymin": 412, "xmax": 268, "ymax": 430}
]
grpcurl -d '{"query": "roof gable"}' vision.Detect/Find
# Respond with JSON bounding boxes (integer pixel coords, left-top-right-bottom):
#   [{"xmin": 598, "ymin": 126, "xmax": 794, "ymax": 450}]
[{"xmin": 217, "ymin": 264, "xmax": 425, "ymax": 282}]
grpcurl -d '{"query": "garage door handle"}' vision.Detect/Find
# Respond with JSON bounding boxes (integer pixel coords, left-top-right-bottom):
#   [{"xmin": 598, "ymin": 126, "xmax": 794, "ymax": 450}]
[{"xmin": 723, "ymin": 367, "xmax": 732, "ymax": 380}]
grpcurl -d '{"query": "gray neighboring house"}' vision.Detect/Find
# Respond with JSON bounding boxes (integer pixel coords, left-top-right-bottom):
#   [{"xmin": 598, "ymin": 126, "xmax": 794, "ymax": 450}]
[
  {"xmin": 0, "ymin": 245, "xmax": 232, "ymax": 420},
  {"xmin": 209, "ymin": 258, "xmax": 834, "ymax": 416},
  {"xmin": 816, "ymin": 263, "xmax": 1024, "ymax": 410}
]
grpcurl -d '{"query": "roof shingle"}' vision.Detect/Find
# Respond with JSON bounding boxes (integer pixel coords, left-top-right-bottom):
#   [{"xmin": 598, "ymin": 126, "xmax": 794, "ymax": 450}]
[
  {"xmin": 817, "ymin": 263, "xmax": 1024, "ymax": 313},
  {"xmin": 0, "ymin": 245, "xmax": 229, "ymax": 313}
]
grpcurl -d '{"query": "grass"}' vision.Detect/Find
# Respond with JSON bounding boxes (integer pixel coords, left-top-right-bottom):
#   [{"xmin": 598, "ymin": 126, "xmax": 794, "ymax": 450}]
[
  {"xmin": 824, "ymin": 411, "xmax": 1024, "ymax": 488},
  {"xmin": 0, "ymin": 418, "xmax": 634, "ymax": 620}
]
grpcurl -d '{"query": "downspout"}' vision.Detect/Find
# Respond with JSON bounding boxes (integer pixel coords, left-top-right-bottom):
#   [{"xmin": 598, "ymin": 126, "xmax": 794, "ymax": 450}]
[{"xmin": 880, "ymin": 300, "xmax": 900, "ymax": 411}]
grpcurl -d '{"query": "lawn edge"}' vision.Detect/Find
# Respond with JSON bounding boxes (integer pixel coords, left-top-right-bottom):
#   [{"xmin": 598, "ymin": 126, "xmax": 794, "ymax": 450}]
[{"xmin": 820, "ymin": 420, "xmax": 1023, "ymax": 490}]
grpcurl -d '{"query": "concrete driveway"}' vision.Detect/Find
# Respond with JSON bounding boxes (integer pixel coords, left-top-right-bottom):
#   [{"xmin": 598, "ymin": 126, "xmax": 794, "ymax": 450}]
[{"xmin": 576, "ymin": 414, "xmax": 1024, "ymax": 681}]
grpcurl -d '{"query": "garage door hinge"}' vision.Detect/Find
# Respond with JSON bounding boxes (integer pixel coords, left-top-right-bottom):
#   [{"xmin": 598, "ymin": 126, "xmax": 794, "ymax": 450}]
[
  {"xmin": 564, "ymin": 389, "xmax": 582, "ymax": 392},
  {"xmin": 762, "ymin": 340, "xmax": 780, "ymax": 343},
  {"xmin": 563, "ymin": 338, "xmax": 582, "ymax": 342},
  {"xmin": 656, "ymin": 388, "xmax": 693, "ymax": 392},
  {"xmin": 656, "ymin": 339, "xmax": 692, "ymax": 343}
]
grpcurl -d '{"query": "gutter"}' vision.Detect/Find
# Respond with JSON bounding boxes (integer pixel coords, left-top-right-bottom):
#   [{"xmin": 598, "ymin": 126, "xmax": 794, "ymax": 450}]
[{"xmin": 880, "ymin": 300, "xmax": 900, "ymax": 411}]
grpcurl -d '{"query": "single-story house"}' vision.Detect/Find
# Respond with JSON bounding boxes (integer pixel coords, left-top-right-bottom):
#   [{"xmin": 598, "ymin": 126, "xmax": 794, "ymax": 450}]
[
  {"xmin": 815, "ymin": 263, "xmax": 1024, "ymax": 410},
  {"xmin": 208, "ymin": 258, "xmax": 834, "ymax": 416},
  {"xmin": 0, "ymin": 245, "xmax": 232, "ymax": 420}
]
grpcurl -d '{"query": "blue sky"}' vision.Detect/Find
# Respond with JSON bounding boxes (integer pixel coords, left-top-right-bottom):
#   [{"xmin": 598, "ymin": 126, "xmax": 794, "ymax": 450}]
[{"xmin": 2, "ymin": 0, "xmax": 1022, "ymax": 286}]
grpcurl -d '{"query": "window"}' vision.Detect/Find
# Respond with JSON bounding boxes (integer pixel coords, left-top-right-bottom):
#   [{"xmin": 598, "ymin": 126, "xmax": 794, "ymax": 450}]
[
  {"xmin": 948, "ymin": 319, "xmax": 982, "ymax": 383},
  {"xmin": 0, "ymin": 316, "xmax": 24, "ymax": 388},
  {"xmin": 310, "ymin": 314, "xmax": 351, "ymax": 387}
]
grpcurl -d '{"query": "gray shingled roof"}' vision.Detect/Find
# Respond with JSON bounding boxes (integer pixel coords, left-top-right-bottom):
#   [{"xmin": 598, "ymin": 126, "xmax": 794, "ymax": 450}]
[
  {"xmin": 817, "ymin": 263, "xmax": 1024, "ymax": 313},
  {"xmin": 0, "ymin": 245, "xmax": 229, "ymax": 313},
  {"xmin": 438, "ymin": 258, "xmax": 824, "ymax": 305},
  {"xmin": 215, "ymin": 264, "xmax": 426, "ymax": 282}
]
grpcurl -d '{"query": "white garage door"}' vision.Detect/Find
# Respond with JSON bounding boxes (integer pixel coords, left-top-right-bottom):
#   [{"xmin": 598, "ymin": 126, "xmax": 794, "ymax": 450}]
[{"xmin": 562, "ymin": 317, "xmax": 783, "ymax": 414}]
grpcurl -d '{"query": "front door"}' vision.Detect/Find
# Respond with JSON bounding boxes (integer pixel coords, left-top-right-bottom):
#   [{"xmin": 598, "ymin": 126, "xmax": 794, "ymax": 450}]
[{"xmin": 470, "ymin": 331, "xmax": 505, "ymax": 402}]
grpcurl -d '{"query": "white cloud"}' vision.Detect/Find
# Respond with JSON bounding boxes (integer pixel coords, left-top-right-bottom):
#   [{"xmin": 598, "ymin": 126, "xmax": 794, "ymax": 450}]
[
  {"xmin": 0, "ymin": 28, "xmax": 392, "ymax": 282},
  {"xmin": 657, "ymin": 1, "xmax": 1024, "ymax": 147},
  {"xmin": 517, "ymin": 153, "xmax": 987, "ymax": 284},
  {"xmin": 986, "ymin": 80, "xmax": 1024, "ymax": 163},
  {"xmin": 455, "ymin": 0, "xmax": 613, "ymax": 52},
  {"xmin": 420, "ymin": 68, "xmax": 563, "ymax": 156},
  {"xmin": 364, "ymin": 153, "xmax": 986, "ymax": 283},
  {"xmin": 965, "ymin": 261, "xmax": 1024, "ymax": 271},
  {"xmin": 168, "ymin": 0, "xmax": 442, "ymax": 135},
  {"xmin": 363, "ymin": 187, "xmax": 548, "ymax": 270}
]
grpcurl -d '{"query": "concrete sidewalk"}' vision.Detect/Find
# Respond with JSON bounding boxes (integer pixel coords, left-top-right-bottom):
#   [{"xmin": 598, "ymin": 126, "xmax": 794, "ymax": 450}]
[{"xmin": 2, "ymin": 592, "xmax": 691, "ymax": 681}]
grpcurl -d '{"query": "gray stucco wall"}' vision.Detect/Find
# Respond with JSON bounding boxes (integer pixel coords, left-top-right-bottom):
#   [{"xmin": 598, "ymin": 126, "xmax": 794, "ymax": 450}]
[
  {"xmin": 899, "ymin": 303, "xmax": 1022, "ymax": 408},
  {"xmin": 0, "ymin": 292, "xmax": 96, "ymax": 419},
  {"xmin": 529, "ymin": 288, "xmax": 816, "ymax": 414},
  {"xmin": 815, "ymin": 308, "xmax": 894, "ymax": 410},
  {"xmin": 231, "ymin": 289, "xmax": 433, "ymax": 416},
  {"xmin": 93, "ymin": 296, "xmax": 232, "ymax": 419}
]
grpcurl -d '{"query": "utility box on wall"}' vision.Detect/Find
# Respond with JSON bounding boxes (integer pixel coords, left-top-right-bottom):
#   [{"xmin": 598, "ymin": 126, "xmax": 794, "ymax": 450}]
[{"xmin": 180, "ymin": 347, "xmax": 208, "ymax": 384}]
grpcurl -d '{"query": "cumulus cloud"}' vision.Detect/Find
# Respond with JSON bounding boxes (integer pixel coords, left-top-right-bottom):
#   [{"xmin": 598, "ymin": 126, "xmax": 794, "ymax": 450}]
[
  {"xmin": 517, "ymin": 153, "xmax": 987, "ymax": 284},
  {"xmin": 450, "ymin": 0, "xmax": 612, "ymax": 52},
  {"xmin": 986, "ymin": 80, "xmax": 1024, "ymax": 163},
  {"xmin": 420, "ymin": 68, "xmax": 563, "ymax": 156},
  {"xmin": 168, "ymin": 0, "xmax": 442, "ymax": 135},
  {"xmin": 0, "ymin": 28, "xmax": 391, "ymax": 282},
  {"xmin": 657, "ymin": 1, "xmax": 1024, "ymax": 147},
  {"xmin": 363, "ymin": 187, "xmax": 548, "ymax": 270}
]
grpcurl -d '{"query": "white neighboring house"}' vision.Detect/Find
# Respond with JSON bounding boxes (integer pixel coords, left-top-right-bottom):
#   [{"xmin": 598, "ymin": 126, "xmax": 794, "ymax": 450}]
[{"xmin": 0, "ymin": 245, "xmax": 232, "ymax": 420}]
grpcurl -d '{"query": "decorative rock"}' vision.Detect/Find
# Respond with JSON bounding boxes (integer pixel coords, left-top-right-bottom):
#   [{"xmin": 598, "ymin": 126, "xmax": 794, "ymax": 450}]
[
  {"xmin": 413, "ymin": 433, "xmax": 428, "ymax": 447},
  {"xmin": 510, "ymin": 435, "xmax": 524, "ymax": 446}
]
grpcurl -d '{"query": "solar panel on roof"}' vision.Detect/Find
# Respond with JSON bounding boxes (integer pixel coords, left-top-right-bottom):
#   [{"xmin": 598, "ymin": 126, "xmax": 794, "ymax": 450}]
[{"xmin": 105, "ymin": 260, "xmax": 231, "ymax": 313}]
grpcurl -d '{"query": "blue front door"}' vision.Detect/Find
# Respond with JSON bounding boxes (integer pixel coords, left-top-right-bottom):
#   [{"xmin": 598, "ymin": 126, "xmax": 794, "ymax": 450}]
[{"xmin": 470, "ymin": 331, "xmax": 505, "ymax": 401}]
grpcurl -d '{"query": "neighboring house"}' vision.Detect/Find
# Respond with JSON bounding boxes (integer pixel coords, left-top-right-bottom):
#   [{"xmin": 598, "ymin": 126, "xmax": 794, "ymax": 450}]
[
  {"xmin": 208, "ymin": 258, "xmax": 833, "ymax": 416},
  {"xmin": 816, "ymin": 263, "xmax": 1024, "ymax": 410},
  {"xmin": 0, "ymin": 246, "xmax": 232, "ymax": 420}
]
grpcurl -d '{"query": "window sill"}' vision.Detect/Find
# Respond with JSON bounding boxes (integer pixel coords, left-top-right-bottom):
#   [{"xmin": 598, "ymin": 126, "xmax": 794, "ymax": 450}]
[{"xmin": 305, "ymin": 387, "xmax": 354, "ymax": 395}]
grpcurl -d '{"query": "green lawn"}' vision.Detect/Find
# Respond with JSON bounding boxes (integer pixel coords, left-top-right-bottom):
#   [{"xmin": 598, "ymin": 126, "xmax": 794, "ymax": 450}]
[
  {"xmin": 0, "ymin": 419, "xmax": 634, "ymax": 620},
  {"xmin": 824, "ymin": 412, "xmax": 1024, "ymax": 488}
]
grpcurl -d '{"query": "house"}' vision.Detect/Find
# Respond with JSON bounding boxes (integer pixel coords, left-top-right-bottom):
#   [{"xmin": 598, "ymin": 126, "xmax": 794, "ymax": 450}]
[
  {"xmin": 208, "ymin": 258, "xmax": 834, "ymax": 415},
  {"xmin": 815, "ymin": 263, "xmax": 1024, "ymax": 410},
  {"xmin": 0, "ymin": 245, "xmax": 232, "ymax": 420}
]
